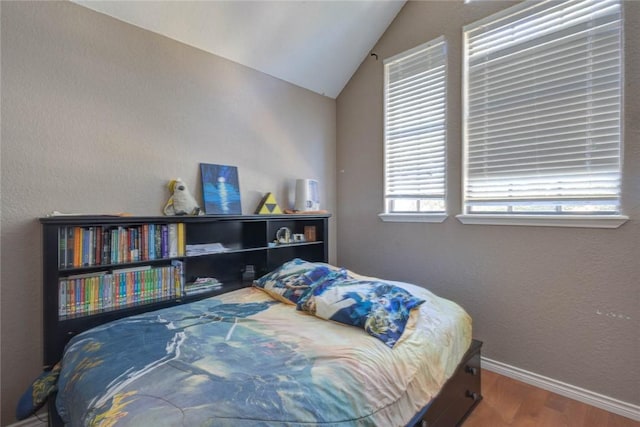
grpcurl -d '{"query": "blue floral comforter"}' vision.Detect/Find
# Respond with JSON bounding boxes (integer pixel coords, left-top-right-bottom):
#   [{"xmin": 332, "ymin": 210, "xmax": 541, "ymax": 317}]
[{"xmin": 56, "ymin": 284, "xmax": 471, "ymax": 426}]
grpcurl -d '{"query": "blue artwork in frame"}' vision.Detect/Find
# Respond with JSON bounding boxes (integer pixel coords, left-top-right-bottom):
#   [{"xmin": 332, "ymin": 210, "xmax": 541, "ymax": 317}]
[{"xmin": 200, "ymin": 163, "xmax": 242, "ymax": 215}]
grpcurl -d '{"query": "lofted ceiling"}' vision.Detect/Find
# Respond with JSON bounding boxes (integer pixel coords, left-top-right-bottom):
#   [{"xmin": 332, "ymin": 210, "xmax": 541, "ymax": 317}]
[{"xmin": 72, "ymin": 0, "xmax": 406, "ymax": 99}]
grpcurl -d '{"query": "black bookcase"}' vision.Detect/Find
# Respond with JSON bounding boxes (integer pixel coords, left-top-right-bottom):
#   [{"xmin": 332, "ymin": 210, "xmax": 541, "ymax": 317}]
[{"xmin": 40, "ymin": 214, "xmax": 329, "ymax": 366}]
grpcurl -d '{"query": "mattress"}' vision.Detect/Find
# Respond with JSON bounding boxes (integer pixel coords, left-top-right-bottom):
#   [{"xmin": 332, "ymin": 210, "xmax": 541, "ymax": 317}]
[{"xmin": 56, "ymin": 282, "xmax": 471, "ymax": 426}]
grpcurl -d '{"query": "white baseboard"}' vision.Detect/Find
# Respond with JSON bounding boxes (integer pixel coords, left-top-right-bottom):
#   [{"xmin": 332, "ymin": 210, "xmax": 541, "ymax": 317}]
[
  {"xmin": 481, "ymin": 357, "xmax": 640, "ymax": 422},
  {"xmin": 7, "ymin": 414, "xmax": 47, "ymax": 427}
]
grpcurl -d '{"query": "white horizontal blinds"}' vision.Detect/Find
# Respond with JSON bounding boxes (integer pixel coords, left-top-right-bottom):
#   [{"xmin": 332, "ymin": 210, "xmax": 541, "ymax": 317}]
[
  {"xmin": 384, "ymin": 37, "xmax": 447, "ymax": 213},
  {"xmin": 463, "ymin": 0, "xmax": 622, "ymax": 214}
]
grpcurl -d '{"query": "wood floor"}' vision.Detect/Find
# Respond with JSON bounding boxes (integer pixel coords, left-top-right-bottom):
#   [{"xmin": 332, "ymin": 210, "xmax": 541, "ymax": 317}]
[{"xmin": 463, "ymin": 370, "xmax": 639, "ymax": 427}]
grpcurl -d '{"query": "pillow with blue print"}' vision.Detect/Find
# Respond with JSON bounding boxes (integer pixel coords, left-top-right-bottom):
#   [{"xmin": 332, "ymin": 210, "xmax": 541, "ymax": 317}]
[
  {"xmin": 297, "ymin": 278, "xmax": 425, "ymax": 348},
  {"xmin": 253, "ymin": 258, "xmax": 348, "ymax": 305}
]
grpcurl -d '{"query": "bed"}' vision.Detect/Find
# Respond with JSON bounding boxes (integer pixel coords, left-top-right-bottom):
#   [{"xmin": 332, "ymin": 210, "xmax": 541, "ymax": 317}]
[{"xmin": 43, "ymin": 260, "xmax": 481, "ymax": 426}]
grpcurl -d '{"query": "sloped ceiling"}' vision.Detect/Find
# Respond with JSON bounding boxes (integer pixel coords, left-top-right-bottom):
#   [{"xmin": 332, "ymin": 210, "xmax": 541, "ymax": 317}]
[{"xmin": 72, "ymin": 0, "xmax": 406, "ymax": 98}]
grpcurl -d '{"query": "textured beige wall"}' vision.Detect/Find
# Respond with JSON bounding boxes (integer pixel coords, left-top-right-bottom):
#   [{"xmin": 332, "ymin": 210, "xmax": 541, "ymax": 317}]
[
  {"xmin": 337, "ymin": 0, "xmax": 639, "ymax": 407},
  {"xmin": 0, "ymin": 2, "xmax": 336, "ymax": 424}
]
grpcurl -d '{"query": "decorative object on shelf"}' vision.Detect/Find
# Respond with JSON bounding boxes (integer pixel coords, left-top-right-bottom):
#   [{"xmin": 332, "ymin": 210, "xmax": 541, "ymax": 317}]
[
  {"xmin": 255, "ymin": 192, "xmax": 282, "ymax": 214},
  {"xmin": 242, "ymin": 265, "xmax": 256, "ymax": 284},
  {"xmin": 276, "ymin": 226, "xmax": 292, "ymax": 244},
  {"xmin": 200, "ymin": 163, "xmax": 242, "ymax": 215},
  {"xmin": 163, "ymin": 178, "xmax": 201, "ymax": 216},
  {"xmin": 292, "ymin": 233, "xmax": 305, "ymax": 242},
  {"xmin": 304, "ymin": 226, "xmax": 317, "ymax": 242},
  {"xmin": 294, "ymin": 179, "xmax": 320, "ymax": 211}
]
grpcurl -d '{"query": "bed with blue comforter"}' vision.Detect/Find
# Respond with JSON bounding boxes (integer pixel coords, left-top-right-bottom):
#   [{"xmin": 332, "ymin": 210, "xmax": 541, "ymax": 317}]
[{"xmin": 53, "ymin": 260, "xmax": 472, "ymax": 426}]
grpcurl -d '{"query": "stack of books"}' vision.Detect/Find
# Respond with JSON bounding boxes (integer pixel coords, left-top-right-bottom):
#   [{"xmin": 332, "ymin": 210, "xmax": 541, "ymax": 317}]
[
  {"xmin": 185, "ymin": 243, "xmax": 228, "ymax": 256},
  {"xmin": 184, "ymin": 277, "xmax": 223, "ymax": 295}
]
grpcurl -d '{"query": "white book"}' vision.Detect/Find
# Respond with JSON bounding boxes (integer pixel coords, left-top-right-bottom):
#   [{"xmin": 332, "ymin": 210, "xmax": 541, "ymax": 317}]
[{"xmin": 168, "ymin": 224, "xmax": 178, "ymax": 258}]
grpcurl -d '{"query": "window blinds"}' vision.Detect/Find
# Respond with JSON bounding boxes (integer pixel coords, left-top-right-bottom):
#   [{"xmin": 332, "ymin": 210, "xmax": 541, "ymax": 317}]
[
  {"xmin": 463, "ymin": 0, "xmax": 622, "ymax": 214},
  {"xmin": 384, "ymin": 37, "xmax": 447, "ymax": 213}
]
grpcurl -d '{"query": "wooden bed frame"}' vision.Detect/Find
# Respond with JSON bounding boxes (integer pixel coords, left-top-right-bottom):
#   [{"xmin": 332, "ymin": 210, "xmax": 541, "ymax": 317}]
[{"xmin": 409, "ymin": 339, "xmax": 483, "ymax": 427}]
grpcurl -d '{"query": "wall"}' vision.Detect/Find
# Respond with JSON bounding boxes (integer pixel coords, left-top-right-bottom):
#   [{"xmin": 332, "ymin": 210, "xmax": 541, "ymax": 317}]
[
  {"xmin": 337, "ymin": 0, "xmax": 639, "ymax": 408},
  {"xmin": 0, "ymin": 2, "xmax": 336, "ymax": 424}
]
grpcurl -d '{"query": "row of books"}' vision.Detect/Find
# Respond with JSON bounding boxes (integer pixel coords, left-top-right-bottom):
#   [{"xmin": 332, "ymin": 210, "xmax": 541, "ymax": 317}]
[
  {"xmin": 58, "ymin": 261, "xmax": 184, "ymax": 317},
  {"xmin": 58, "ymin": 223, "xmax": 185, "ymax": 269}
]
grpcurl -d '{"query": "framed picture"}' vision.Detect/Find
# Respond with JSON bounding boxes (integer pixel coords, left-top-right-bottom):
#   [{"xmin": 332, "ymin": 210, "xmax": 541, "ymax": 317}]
[{"xmin": 200, "ymin": 163, "xmax": 242, "ymax": 215}]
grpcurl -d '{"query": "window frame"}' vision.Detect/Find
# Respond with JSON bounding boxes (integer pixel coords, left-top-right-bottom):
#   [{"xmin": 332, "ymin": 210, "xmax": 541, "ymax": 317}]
[
  {"xmin": 457, "ymin": 0, "xmax": 627, "ymax": 228},
  {"xmin": 380, "ymin": 36, "xmax": 449, "ymax": 224}
]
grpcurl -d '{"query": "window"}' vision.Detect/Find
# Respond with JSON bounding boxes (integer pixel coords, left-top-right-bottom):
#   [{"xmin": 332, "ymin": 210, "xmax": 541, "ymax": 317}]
[
  {"xmin": 460, "ymin": 0, "xmax": 626, "ymax": 228},
  {"xmin": 381, "ymin": 36, "xmax": 447, "ymax": 223}
]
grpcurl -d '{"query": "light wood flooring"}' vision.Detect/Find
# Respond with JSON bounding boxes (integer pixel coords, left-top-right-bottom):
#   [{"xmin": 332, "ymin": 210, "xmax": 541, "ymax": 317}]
[{"xmin": 463, "ymin": 370, "xmax": 639, "ymax": 427}]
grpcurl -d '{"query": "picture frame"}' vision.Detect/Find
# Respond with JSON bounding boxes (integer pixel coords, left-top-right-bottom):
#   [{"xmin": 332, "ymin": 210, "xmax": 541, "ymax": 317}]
[{"xmin": 200, "ymin": 163, "xmax": 242, "ymax": 215}]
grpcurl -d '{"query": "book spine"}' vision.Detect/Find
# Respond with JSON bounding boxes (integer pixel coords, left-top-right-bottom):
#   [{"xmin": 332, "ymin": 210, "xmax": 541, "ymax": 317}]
[
  {"xmin": 172, "ymin": 260, "xmax": 184, "ymax": 297},
  {"xmin": 105, "ymin": 274, "xmax": 113, "ymax": 309},
  {"xmin": 113, "ymin": 273, "xmax": 120, "ymax": 308},
  {"xmin": 129, "ymin": 227, "xmax": 137, "ymax": 262},
  {"xmin": 59, "ymin": 227, "xmax": 67, "ymax": 269},
  {"xmin": 73, "ymin": 227, "xmax": 82, "ymax": 267},
  {"xmin": 91, "ymin": 276, "xmax": 98, "ymax": 312},
  {"xmin": 67, "ymin": 227, "xmax": 75, "ymax": 268},
  {"xmin": 161, "ymin": 267, "xmax": 168, "ymax": 298},
  {"xmin": 58, "ymin": 279, "xmax": 67, "ymax": 317},
  {"xmin": 122, "ymin": 228, "xmax": 127, "ymax": 264},
  {"xmin": 149, "ymin": 224, "xmax": 156, "ymax": 260},
  {"xmin": 86, "ymin": 278, "xmax": 92, "ymax": 313},
  {"xmin": 155, "ymin": 225, "xmax": 163, "ymax": 259},
  {"xmin": 102, "ymin": 228, "xmax": 111, "ymax": 265},
  {"xmin": 88, "ymin": 227, "xmax": 95, "ymax": 266},
  {"xmin": 76, "ymin": 279, "xmax": 82, "ymax": 315},
  {"xmin": 141, "ymin": 269, "xmax": 147, "ymax": 302},
  {"xmin": 121, "ymin": 227, "xmax": 128, "ymax": 263},
  {"xmin": 155, "ymin": 268, "xmax": 161, "ymax": 299},
  {"xmin": 169, "ymin": 265, "xmax": 174, "ymax": 297},
  {"xmin": 126, "ymin": 272, "xmax": 133, "ymax": 305},
  {"xmin": 110, "ymin": 229, "xmax": 117, "ymax": 265},
  {"xmin": 119, "ymin": 273, "xmax": 126, "ymax": 307},
  {"xmin": 81, "ymin": 278, "xmax": 88, "ymax": 314},
  {"xmin": 141, "ymin": 224, "xmax": 148, "ymax": 261},
  {"xmin": 161, "ymin": 225, "xmax": 169, "ymax": 258},
  {"xmin": 177, "ymin": 223, "xmax": 185, "ymax": 257},
  {"xmin": 95, "ymin": 226, "xmax": 102, "ymax": 266},
  {"xmin": 135, "ymin": 226, "xmax": 141, "ymax": 261},
  {"xmin": 97, "ymin": 276, "xmax": 104, "ymax": 311},
  {"xmin": 82, "ymin": 228, "xmax": 91, "ymax": 267},
  {"xmin": 168, "ymin": 224, "xmax": 178, "ymax": 258},
  {"xmin": 68, "ymin": 280, "xmax": 75, "ymax": 315},
  {"xmin": 114, "ymin": 227, "xmax": 120, "ymax": 264},
  {"xmin": 147, "ymin": 269, "xmax": 154, "ymax": 300},
  {"xmin": 134, "ymin": 270, "xmax": 140, "ymax": 303}
]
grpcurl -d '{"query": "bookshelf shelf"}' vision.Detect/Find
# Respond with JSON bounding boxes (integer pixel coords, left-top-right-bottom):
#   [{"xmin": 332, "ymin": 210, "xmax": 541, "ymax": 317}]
[{"xmin": 41, "ymin": 214, "xmax": 330, "ymax": 366}]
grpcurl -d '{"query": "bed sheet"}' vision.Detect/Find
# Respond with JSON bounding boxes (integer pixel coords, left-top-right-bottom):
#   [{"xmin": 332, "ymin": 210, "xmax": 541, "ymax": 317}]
[{"xmin": 56, "ymin": 283, "xmax": 471, "ymax": 426}]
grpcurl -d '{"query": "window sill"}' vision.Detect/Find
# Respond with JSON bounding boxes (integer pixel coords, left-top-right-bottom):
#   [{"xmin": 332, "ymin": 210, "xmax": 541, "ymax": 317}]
[
  {"xmin": 378, "ymin": 213, "xmax": 448, "ymax": 223},
  {"xmin": 455, "ymin": 214, "xmax": 628, "ymax": 229}
]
